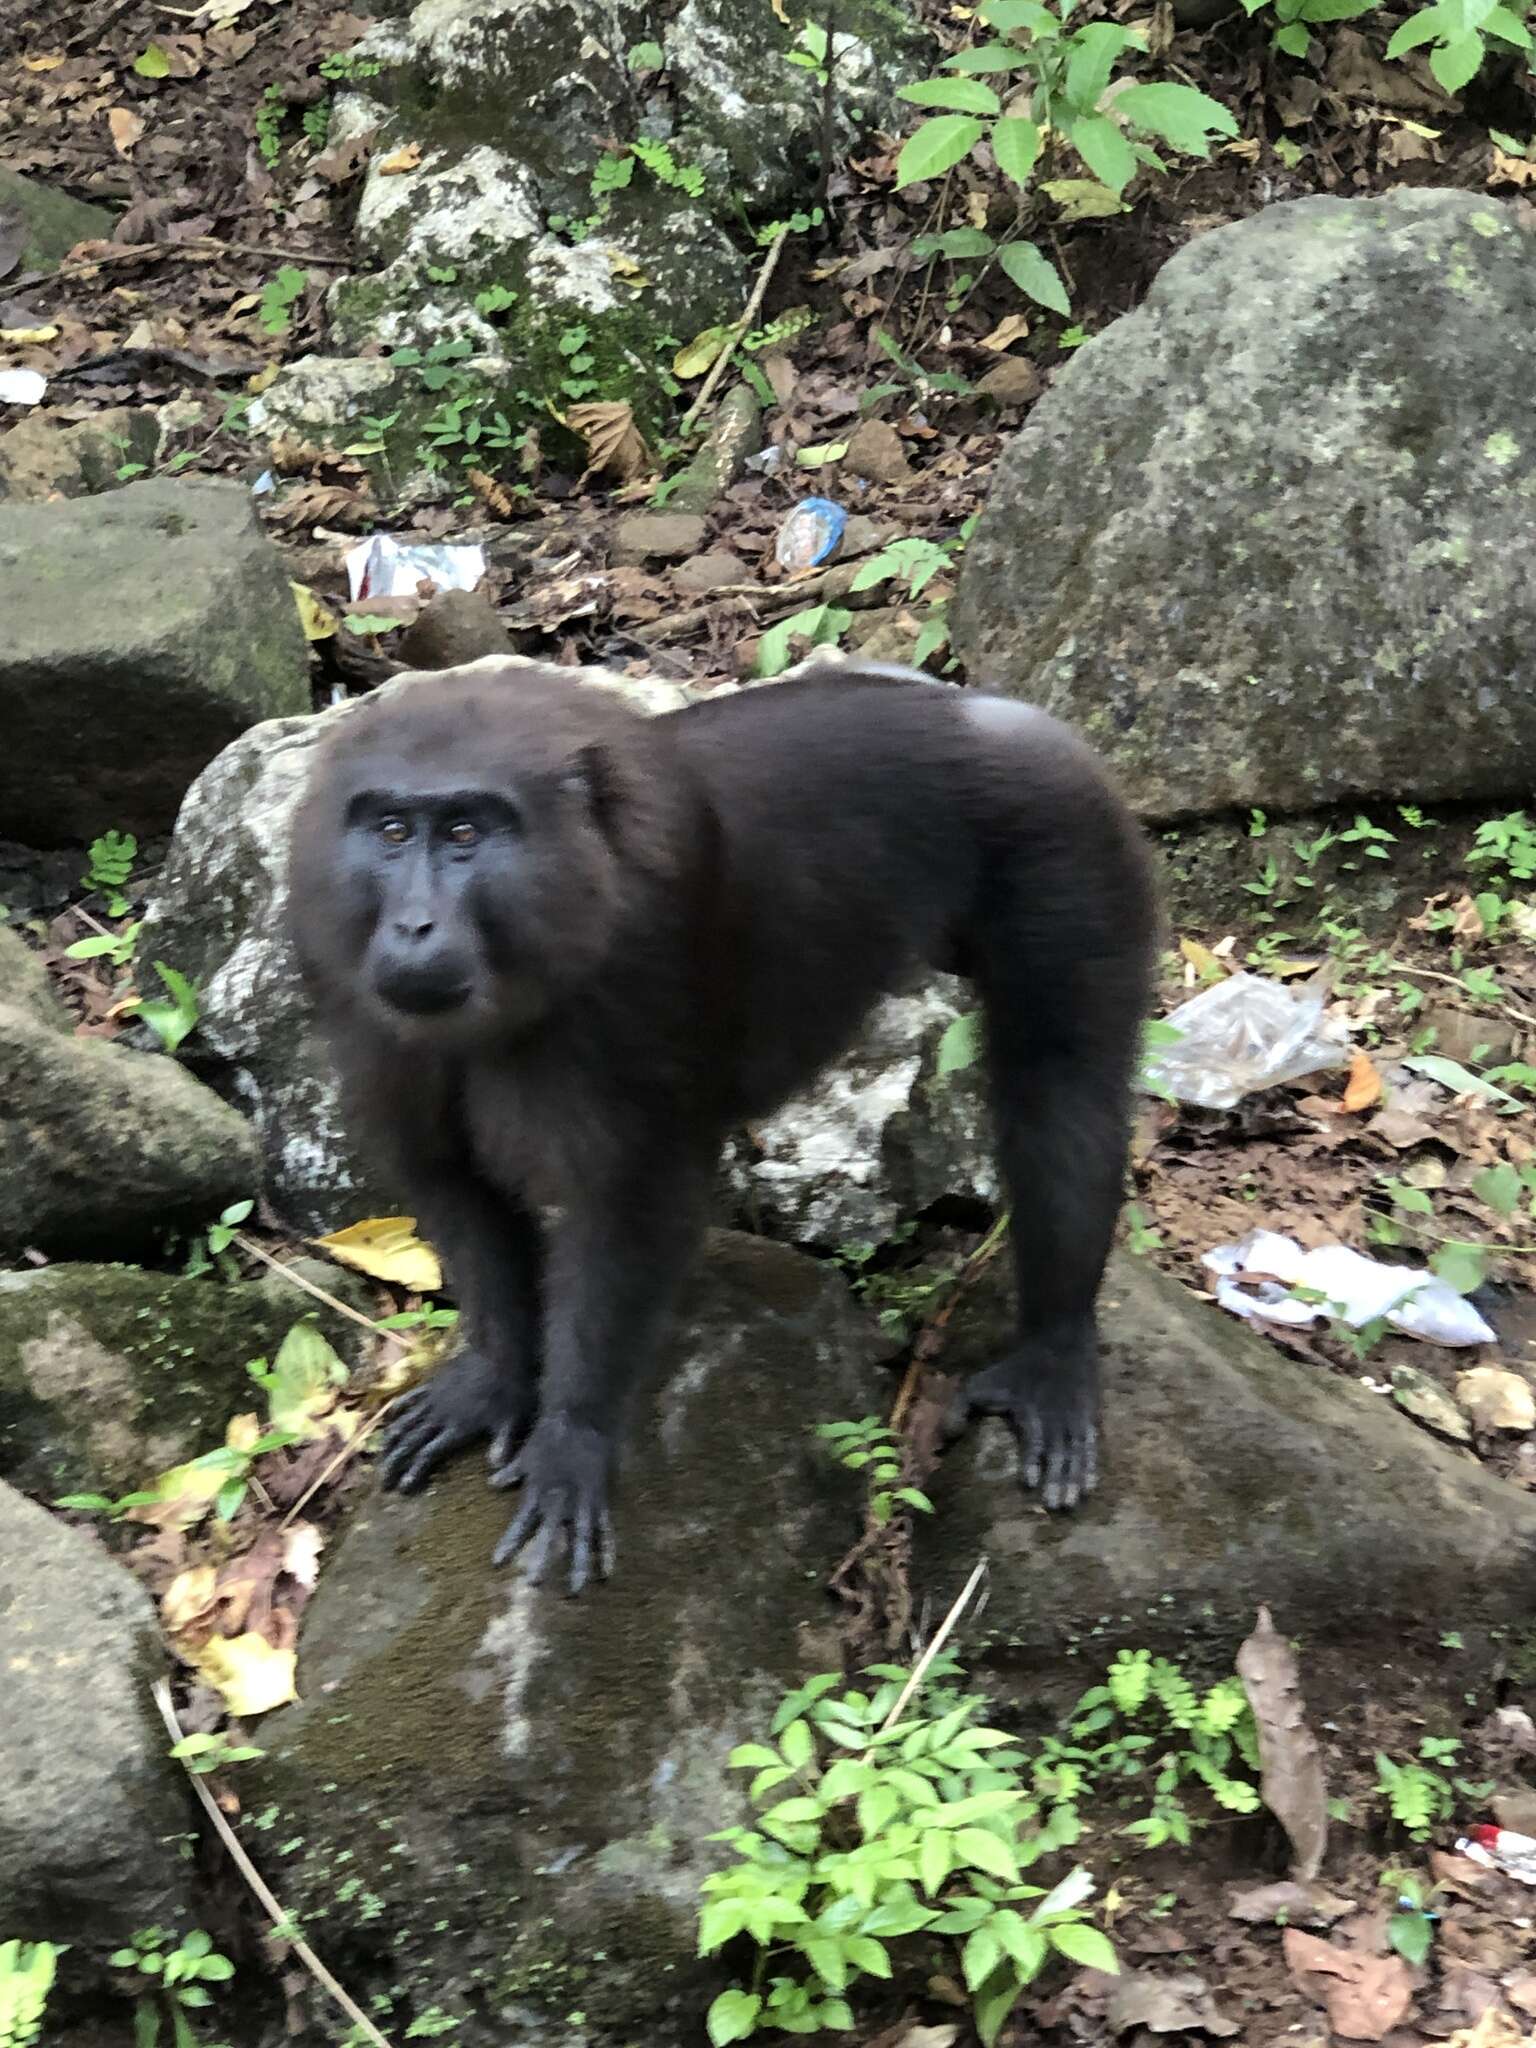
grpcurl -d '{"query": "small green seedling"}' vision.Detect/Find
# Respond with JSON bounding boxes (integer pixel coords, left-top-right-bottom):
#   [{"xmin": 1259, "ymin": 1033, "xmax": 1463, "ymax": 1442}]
[
  {"xmin": 83, "ymin": 829, "xmax": 138, "ymax": 916},
  {"xmin": 109, "ymin": 1929, "xmax": 234, "ymax": 2048}
]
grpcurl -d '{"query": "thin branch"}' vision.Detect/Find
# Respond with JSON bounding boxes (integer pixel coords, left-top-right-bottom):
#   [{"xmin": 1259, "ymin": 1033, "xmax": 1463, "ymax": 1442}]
[
  {"xmin": 815, "ymin": 3, "xmax": 839, "ymax": 222},
  {"xmin": 678, "ymin": 225, "xmax": 791, "ymax": 435},
  {"xmin": 152, "ymin": 1680, "xmax": 395, "ymax": 2048},
  {"xmin": 878, "ymin": 1557, "xmax": 988, "ymax": 1732},
  {"xmin": 0, "ymin": 235, "xmax": 347, "ymax": 304},
  {"xmin": 233, "ymin": 1231, "xmax": 408, "ymax": 1351}
]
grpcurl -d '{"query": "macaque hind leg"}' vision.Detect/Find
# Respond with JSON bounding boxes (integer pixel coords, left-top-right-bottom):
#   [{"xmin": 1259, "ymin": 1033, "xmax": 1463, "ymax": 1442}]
[{"xmin": 951, "ymin": 924, "xmax": 1147, "ymax": 1509}]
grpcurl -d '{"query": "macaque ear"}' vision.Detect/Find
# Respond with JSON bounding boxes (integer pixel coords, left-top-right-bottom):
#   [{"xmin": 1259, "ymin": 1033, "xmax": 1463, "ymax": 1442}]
[{"xmin": 560, "ymin": 742, "xmax": 619, "ymax": 831}]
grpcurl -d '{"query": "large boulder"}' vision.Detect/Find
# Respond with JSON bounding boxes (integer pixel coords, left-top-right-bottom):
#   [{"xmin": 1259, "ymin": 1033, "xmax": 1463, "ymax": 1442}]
[
  {"xmin": 141, "ymin": 659, "xmax": 993, "ymax": 1239},
  {"xmin": 0, "ymin": 165, "xmax": 113, "ymax": 274},
  {"xmin": 921, "ymin": 1250, "xmax": 1536, "ymax": 1647},
  {"xmin": 953, "ymin": 189, "xmax": 1536, "ymax": 820},
  {"xmin": 0, "ymin": 1003, "xmax": 259, "ymax": 1255},
  {"xmin": 0, "ymin": 1481, "xmax": 193, "ymax": 1942},
  {"xmin": 0, "ymin": 476, "xmax": 310, "ymax": 844},
  {"xmin": 250, "ymin": 1233, "xmax": 879, "ymax": 2042},
  {"xmin": 0, "ymin": 1264, "xmax": 373, "ymax": 1504}
]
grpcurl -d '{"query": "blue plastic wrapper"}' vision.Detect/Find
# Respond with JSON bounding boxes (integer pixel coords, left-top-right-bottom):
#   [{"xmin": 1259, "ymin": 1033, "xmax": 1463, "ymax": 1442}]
[{"xmin": 775, "ymin": 496, "xmax": 848, "ymax": 571}]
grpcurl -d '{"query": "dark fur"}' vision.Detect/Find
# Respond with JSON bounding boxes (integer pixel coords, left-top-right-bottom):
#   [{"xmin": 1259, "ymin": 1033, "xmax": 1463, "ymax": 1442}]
[{"xmin": 289, "ymin": 660, "xmax": 1157, "ymax": 1591}]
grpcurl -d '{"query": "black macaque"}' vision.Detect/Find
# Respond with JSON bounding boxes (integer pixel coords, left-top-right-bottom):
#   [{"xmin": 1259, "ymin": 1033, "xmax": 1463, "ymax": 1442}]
[{"xmin": 288, "ymin": 660, "xmax": 1157, "ymax": 1594}]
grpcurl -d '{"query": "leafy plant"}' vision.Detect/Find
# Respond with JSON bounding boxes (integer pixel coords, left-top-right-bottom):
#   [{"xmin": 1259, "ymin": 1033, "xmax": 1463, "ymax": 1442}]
[
  {"xmin": 137, "ymin": 960, "xmax": 200, "ymax": 1054},
  {"xmin": 1382, "ymin": 1869, "xmax": 1438, "ymax": 1966},
  {"xmin": 254, "ymin": 83, "xmax": 287, "ymax": 167},
  {"xmin": 1385, "ymin": 0, "xmax": 1532, "ymax": 95},
  {"xmin": 65, "ymin": 921, "xmax": 139, "ymax": 969},
  {"xmin": 0, "ymin": 1940, "xmax": 63, "ymax": 2048},
  {"xmin": 1468, "ymin": 809, "xmax": 1536, "ymax": 885},
  {"xmin": 1238, "ymin": 0, "xmax": 1375, "ymax": 59},
  {"xmin": 1374, "ymin": 1736, "xmax": 1490, "ymax": 1841},
  {"xmin": 170, "ymin": 1730, "xmax": 265, "ymax": 1775},
  {"xmin": 83, "ymin": 829, "xmax": 138, "ymax": 916},
  {"xmin": 700, "ymin": 1665, "xmax": 1111, "ymax": 2046},
  {"xmin": 816, "ymin": 1418, "xmax": 933, "ymax": 1525},
  {"xmin": 183, "ymin": 1198, "xmax": 255, "ymax": 1280},
  {"xmin": 893, "ymin": 0, "xmax": 1236, "ymax": 313},
  {"xmin": 109, "ymin": 1929, "xmax": 233, "ymax": 2048},
  {"xmin": 850, "ymin": 531, "xmax": 969, "ymax": 667},
  {"xmin": 258, "ymin": 265, "xmax": 309, "ymax": 336},
  {"xmin": 756, "ymin": 604, "xmax": 851, "ymax": 678}
]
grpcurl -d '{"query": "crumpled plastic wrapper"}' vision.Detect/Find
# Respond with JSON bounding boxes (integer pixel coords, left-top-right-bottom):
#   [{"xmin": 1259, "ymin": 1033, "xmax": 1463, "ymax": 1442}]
[
  {"xmin": 1203, "ymin": 1229, "xmax": 1496, "ymax": 1348},
  {"xmin": 1143, "ymin": 971, "xmax": 1350, "ymax": 1110},
  {"xmin": 344, "ymin": 534, "xmax": 486, "ymax": 603}
]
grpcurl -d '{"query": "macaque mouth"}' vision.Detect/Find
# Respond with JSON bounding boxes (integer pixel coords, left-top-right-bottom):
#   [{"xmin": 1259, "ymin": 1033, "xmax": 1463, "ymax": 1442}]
[{"xmin": 376, "ymin": 967, "xmax": 473, "ymax": 1017}]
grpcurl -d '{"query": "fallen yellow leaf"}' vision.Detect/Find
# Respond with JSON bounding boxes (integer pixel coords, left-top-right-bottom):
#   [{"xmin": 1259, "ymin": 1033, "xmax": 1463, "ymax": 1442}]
[
  {"xmin": 107, "ymin": 106, "xmax": 145, "ymax": 155},
  {"xmin": 378, "ymin": 142, "xmax": 423, "ymax": 175},
  {"xmin": 195, "ymin": 1632, "xmax": 297, "ymax": 1716},
  {"xmin": 673, "ymin": 325, "xmax": 733, "ymax": 379},
  {"xmin": 0, "ymin": 324, "xmax": 60, "ymax": 344},
  {"xmin": 22, "ymin": 53, "xmax": 65, "ymax": 69},
  {"xmin": 313, "ymin": 1216, "xmax": 443, "ymax": 1292},
  {"xmin": 1342, "ymin": 1050, "xmax": 1382, "ymax": 1114},
  {"xmin": 1178, "ymin": 936, "xmax": 1223, "ymax": 981},
  {"xmin": 979, "ymin": 313, "xmax": 1030, "ymax": 352},
  {"xmin": 161, "ymin": 1563, "xmax": 219, "ymax": 1637},
  {"xmin": 291, "ymin": 581, "xmax": 337, "ymax": 641}
]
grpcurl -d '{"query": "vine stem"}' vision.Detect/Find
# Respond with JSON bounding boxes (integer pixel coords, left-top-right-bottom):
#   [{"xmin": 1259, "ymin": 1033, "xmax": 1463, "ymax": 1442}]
[
  {"xmin": 152, "ymin": 1680, "xmax": 395, "ymax": 2048},
  {"xmin": 679, "ymin": 226, "xmax": 791, "ymax": 435},
  {"xmin": 878, "ymin": 1556, "xmax": 988, "ymax": 1733}
]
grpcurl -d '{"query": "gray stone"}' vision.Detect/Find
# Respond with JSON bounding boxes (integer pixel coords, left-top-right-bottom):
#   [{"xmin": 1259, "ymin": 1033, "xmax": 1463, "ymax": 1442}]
[
  {"xmin": 612, "ymin": 510, "xmax": 707, "ymax": 565},
  {"xmin": 672, "ymin": 549, "xmax": 747, "ymax": 595},
  {"xmin": 0, "ymin": 1264, "xmax": 373, "ymax": 1503},
  {"xmin": 0, "ymin": 1003, "xmax": 259, "ymax": 1255},
  {"xmin": 953, "ymin": 190, "xmax": 1536, "ymax": 820},
  {"xmin": 0, "ymin": 477, "xmax": 309, "ymax": 844},
  {"xmin": 398, "ymin": 588, "xmax": 512, "ymax": 669},
  {"xmin": 921, "ymin": 1251, "xmax": 1536, "ymax": 1647},
  {"xmin": 0, "ymin": 166, "xmax": 113, "ymax": 274},
  {"xmin": 251, "ymin": 1233, "xmax": 879, "ymax": 2041},
  {"xmin": 0, "ymin": 1481, "xmax": 192, "ymax": 1943},
  {"xmin": 0, "ymin": 406, "xmax": 161, "ymax": 504},
  {"xmin": 724, "ymin": 978, "xmax": 994, "ymax": 1246},
  {"xmin": 0, "ymin": 925, "xmax": 66, "ymax": 1032}
]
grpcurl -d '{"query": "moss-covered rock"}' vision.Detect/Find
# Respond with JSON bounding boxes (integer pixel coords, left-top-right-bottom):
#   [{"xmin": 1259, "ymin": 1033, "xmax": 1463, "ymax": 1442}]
[
  {"xmin": 0, "ymin": 476, "xmax": 310, "ymax": 843},
  {"xmin": 0, "ymin": 1263, "xmax": 373, "ymax": 1503},
  {"xmin": 250, "ymin": 1233, "xmax": 881, "ymax": 2044},
  {"xmin": 921, "ymin": 1251, "xmax": 1536, "ymax": 1653},
  {"xmin": 954, "ymin": 189, "xmax": 1536, "ymax": 820},
  {"xmin": 0, "ymin": 166, "xmax": 113, "ymax": 274},
  {"xmin": 0, "ymin": 1004, "xmax": 259, "ymax": 1257},
  {"xmin": 0, "ymin": 925, "xmax": 65, "ymax": 1032}
]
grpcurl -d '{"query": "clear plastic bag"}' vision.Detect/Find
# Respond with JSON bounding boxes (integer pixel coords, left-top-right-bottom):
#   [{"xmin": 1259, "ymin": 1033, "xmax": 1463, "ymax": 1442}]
[{"xmin": 1144, "ymin": 971, "xmax": 1349, "ymax": 1110}]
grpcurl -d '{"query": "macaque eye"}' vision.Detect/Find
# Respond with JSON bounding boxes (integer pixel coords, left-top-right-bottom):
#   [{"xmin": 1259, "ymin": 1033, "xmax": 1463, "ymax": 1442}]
[
  {"xmin": 447, "ymin": 821, "xmax": 479, "ymax": 848},
  {"xmin": 379, "ymin": 817, "xmax": 410, "ymax": 845}
]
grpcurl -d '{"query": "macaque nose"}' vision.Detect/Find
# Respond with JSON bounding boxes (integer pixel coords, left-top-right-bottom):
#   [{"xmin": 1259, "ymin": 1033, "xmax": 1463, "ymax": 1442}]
[{"xmin": 394, "ymin": 916, "xmax": 435, "ymax": 941}]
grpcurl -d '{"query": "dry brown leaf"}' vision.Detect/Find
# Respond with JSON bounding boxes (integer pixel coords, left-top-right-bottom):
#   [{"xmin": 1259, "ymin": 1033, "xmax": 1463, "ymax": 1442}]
[
  {"xmin": 1282, "ymin": 1928, "xmax": 1414, "ymax": 2041},
  {"xmin": 1490, "ymin": 149, "xmax": 1536, "ymax": 189},
  {"xmin": 107, "ymin": 106, "xmax": 145, "ymax": 155},
  {"xmin": 1237, "ymin": 1606, "xmax": 1328, "ymax": 1882},
  {"xmin": 1342, "ymin": 1050, "xmax": 1382, "ymax": 1113},
  {"xmin": 466, "ymin": 465, "xmax": 516, "ymax": 515},
  {"xmin": 1446, "ymin": 2012, "xmax": 1536, "ymax": 2048},
  {"xmin": 567, "ymin": 399, "xmax": 650, "ymax": 482},
  {"xmin": 979, "ymin": 312, "xmax": 1031, "ymax": 352},
  {"xmin": 378, "ymin": 141, "xmax": 423, "ymax": 175}
]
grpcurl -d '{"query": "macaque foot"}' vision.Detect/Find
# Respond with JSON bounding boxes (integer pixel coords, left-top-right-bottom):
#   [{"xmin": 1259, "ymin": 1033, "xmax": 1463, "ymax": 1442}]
[
  {"xmin": 490, "ymin": 1411, "xmax": 615, "ymax": 1596},
  {"xmin": 380, "ymin": 1347, "xmax": 534, "ymax": 1493},
  {"xmin": 946, "ymin": 1338, "xmax": 1100, "ymax": 1510}
]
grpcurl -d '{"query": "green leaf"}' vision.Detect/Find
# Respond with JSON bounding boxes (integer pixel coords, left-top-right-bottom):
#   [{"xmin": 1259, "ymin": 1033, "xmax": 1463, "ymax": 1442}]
[
  {"xmin": 1274, "ymin": 20, "xmax": 1312, "ymax": 49},
  {"xmin": 962, "ymin": 1923, "xmax": 1004, "ymax": 1991},
  {"xmin": 1048, "ymin": 1921, "xmax": 1118, "ymax": 1971},
  {"xmin": 1115, "ymin": 82, "xmax": 1238, "ymax": 154},
  {"xmin": 1388, "ymin": 1910, "xmax": 1433, "ymax": 1967},
  {"xmin": 779, "ymin": 1717, "xmax": 814, "ymax": 1771},
  {"xmin": 937, "ymin": 1010, "xmax": 983, "ymax": 1076},
  {"xmin": 133, "ymin": 42, "xmax": 172, "ymax": 75},
  {"xmin": 1041, "ymin": 176, "xmax": 1125, "ymax": 218},
  {"xmin": 972, "ymin": 1962, "xmax": 1022, "ymax": 2048},
  {"xmin": 918, "ymin": 1829, "xmax": 954, "ymax": 1895},
  {"xmin": 729, "ymin": 1743, "xmax": 782, "ymax": 1770},
  {"xmin": 54, "ymin": 1492, "xmax": 114, "ymax": 1511},
  {"xmin": 1065, "ymin": 24, "xmax": 1134, "ymax": 110},
  {"xmin": 997, "ymin": 240, "xmax": 1070, "ymax": 315},
  {"xmin": 1485, "ymin": 4, "xmax": 1533, "ymax": 42},
  {"xmin": 992, "ymin": 1911, "xmax": 1049, "ymax": 1976},
  {"xmin": 955, "ymin": 1828, "xmax": 1022, "ymax": 1880},
  {"xmin": 1428, "ymin": 28, "xmax": 1485, "ymax": 90},
  {"xmin": 1302, "ymin": 0, "xmax": 1377, "ymax": 16},
  {"xmin": 982, "ymin": 0, "xmax": 1059, "ymax": 29},
  {"xmin": 1067, "ymin": 114, "xmax": 1137, "ymax": 193},
  {"xmin": 802, "ymin": 1938, "xmax": 847, "ymax": 1990},
  {"xmin": 899, "ymin": 77, "xmax": 1002, "ymax": 113},
  {"xmin": 1470, "ymin": 1161, "xmax": 1521, "ymax": 1216},
  {"xmin": 858, "ymin": 1782, "xmax": 899, "ymax": 1837},
  {"xmin": 913, "ymin": 226, "xmax": 996, "ymax": 260},
  {"xmin": 991, "ymin": 115, "xmax": 1043, "ymax": 187},
  {"xmin": 845, "ymin": 1935, "xmax": 891, "ymax": 1977},
  {"xmin": 1386, "ymin": 7, "xmax": 1446, "ymax": 52},
  {"xmin": 1430, "ymin": 1241, "xmax": 1486, "ymax": 1295},
  {"xmin": 706, "ymin": 1989, "xmax": 762, "ymax": 2045},
  {"xmin": 894, "ymin": 115, "xmax": 986, "ymax": 188},
  {"xmin": 944, "ymin": 41, "xmax": 1027, "ymax": 70}
]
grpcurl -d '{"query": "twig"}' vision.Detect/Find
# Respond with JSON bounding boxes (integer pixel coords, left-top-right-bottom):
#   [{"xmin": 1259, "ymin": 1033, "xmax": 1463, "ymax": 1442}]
[
  {"xmin": 1388, "ymin": 962, "xmax": 1536, "ymax": 1032},
  {"xmin": 152, "ymin": 1680, "xmax": 395, "ymax": 2048},
  {"xmin": 278, "ymin": 1401, "xmax": 397, "ymax": 1530},
  {"xmin": 233, "ymin": 1231, "xmax": 408, "ymax": 1351},
  {"xmin": 877, "ymin": 1558, "xmax": 988, "ymax": 1732},
  {"xmin": 679, "ymin": 225, "xmax": 791, "ymax": 435},
  {"xmin": 0, "ymin": 235, "xmax": 348, "ymax": 303}
]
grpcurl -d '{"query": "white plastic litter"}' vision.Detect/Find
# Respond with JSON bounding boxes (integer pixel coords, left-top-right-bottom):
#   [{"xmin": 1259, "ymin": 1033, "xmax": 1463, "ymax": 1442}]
[
  {"xmin": 344, "ymin": 534, "xmax": 486, "ymax": 603},
  {"xmin": 1202, "ymin": 1229, "xmax": 1496, "ymax": 1348},
  {"xmin": 1143, "ymin": 971, "xmax": 1349, "ymax": 1109},
  {"xmin": 0, "ymin": 368, "xmax": 47, "ymax": 407}
]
